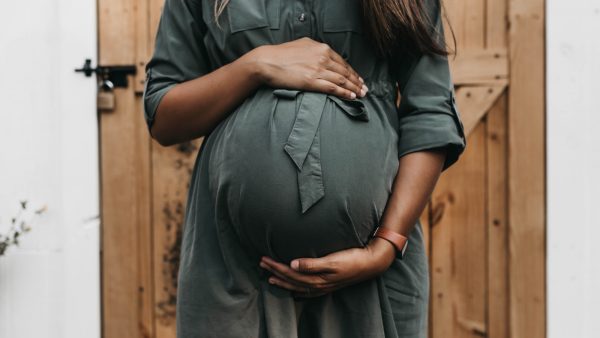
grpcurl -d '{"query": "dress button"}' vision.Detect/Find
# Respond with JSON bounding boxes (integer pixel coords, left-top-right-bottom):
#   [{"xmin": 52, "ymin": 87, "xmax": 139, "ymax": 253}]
[{"xmin": 298, "ymin": 13, "xmax": 306, "ymax": 22}]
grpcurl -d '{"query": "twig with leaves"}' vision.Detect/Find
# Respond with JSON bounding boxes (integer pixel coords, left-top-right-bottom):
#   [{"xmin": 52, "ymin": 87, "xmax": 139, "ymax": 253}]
[{"xmin": 0, "ymin": 200, "xmax": 47, "ymax": 256}]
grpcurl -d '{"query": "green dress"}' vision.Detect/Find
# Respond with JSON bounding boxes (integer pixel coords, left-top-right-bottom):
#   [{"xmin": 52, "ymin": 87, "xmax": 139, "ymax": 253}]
[{"xmin": 143, "ymin": 0, "xmax": 466, "ymax": 337}]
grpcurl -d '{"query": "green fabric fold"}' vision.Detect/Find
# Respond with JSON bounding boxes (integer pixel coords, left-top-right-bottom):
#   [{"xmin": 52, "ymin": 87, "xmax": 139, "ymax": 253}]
[{"xmin": 273, "ymin": 89, "xmax": 369, "ymax": 213}]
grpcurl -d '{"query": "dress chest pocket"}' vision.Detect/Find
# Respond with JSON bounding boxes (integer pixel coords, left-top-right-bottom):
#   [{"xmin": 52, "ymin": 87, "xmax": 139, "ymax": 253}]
[
  {"xmin": 227, "ymin": 0, "xmax": 281, "ymax": 33},
  {"xmin": 322, "ymin": 0, "xmax": 363, "ymax": 33}
]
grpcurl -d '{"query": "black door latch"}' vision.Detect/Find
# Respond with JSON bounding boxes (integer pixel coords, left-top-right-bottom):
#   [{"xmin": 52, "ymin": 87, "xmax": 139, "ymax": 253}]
[{"xmin": 75, "ymin": 59, "xmax": 137, "ymax": 88}]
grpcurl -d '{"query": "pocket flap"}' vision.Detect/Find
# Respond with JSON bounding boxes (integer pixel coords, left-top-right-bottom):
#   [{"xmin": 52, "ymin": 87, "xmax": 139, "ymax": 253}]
[
  {"xmin": 322, "ymin": 0, "xmax": 363, "ymax": 33},
  {"xmin": 227, "ymin": 0, "xmax": 280, "ymax": 33}
]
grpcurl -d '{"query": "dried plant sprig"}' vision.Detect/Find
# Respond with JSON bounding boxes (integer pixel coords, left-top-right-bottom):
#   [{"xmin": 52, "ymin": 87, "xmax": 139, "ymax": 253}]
[{"xmin": 0, "ymin": 200, "xmax": 47, "ymax": 256}]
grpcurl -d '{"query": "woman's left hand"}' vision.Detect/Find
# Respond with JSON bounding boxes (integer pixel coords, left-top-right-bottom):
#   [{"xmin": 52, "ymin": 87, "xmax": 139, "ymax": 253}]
[{"xmin": 259, "ymin": 237, "xmax": 397, "ymax": 298}]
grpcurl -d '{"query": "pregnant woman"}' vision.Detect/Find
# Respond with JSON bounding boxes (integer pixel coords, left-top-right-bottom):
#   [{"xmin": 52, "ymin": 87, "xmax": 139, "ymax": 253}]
[{"xmin": 143, "ymin": 0, "xmax": 466, "ymax": 337}]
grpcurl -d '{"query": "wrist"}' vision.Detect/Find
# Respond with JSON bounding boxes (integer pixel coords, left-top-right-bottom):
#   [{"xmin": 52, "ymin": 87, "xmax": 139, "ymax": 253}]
[
  {"xmin": 241, "ymin": 45, "xmax": 272, "ymax": 85},
  {"xmin": 366, "ymin": 237, "xmax": 396, "ymax": 273}
]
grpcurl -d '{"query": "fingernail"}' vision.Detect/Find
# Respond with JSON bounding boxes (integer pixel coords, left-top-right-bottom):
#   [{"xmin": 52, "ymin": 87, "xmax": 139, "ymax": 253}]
[
  {"xmin": 363, "ymin": 84, "xmax": 369, "ymax": 91},
  {"xmin": 259, "ymin": 261, "xmax": 267, "ymax": 268},
  {"xmin": 360, "ymin": 88, "xmax": 366, "ymax": 97},
  {"xmin": 350, "ymin": 92, "xmax": 356, "ymax": 99},
  {"xmin": 268, "ymin": 278, "xmax": 275, "ymax": 284},
  {"xmin": 291, "ymin": 260, "xmax": 300, "ymax": 270},
  {"xmin": 359, "ymin": 76, "xmax": 364, "ymax": 83}
]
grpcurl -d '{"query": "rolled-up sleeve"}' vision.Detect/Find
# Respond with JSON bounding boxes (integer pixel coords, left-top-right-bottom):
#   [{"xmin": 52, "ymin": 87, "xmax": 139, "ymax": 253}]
[
  {"xmin": 393, "ymin": 0, "xmax": 466, "ymax": 171},
  {"xmin": 143, "ymin": 0, "xmax": 212, "ymax": 133}
]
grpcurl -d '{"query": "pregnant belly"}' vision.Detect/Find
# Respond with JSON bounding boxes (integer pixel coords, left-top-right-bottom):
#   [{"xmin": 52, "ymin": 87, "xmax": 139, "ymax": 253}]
[{"xmin": 206, "ymin": 86, "xmax": 400, "ymax": 263}]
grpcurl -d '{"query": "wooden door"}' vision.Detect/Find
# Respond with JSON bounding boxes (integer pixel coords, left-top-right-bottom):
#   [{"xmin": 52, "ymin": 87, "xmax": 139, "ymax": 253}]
[
  {"xmin": 98, "ymin": 0, "xmax": 200, "ymax": 337},
  {"xmin": 98, "ymin": 0, "xmax": 545, "ymax": 337},
  {"xmin": 422, "ymin": 0, "xmax": 545, "ymax": 337}
]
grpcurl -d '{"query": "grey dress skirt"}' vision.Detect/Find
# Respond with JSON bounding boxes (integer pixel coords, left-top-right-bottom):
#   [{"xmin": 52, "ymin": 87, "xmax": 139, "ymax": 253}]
[{"xmin": 142, "ymin": 0, "xmax": 466, "ymax": 337}]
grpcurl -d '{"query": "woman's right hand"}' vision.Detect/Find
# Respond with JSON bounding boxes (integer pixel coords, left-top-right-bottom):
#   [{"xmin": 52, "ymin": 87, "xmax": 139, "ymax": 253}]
[{"xmin": 249, "ymin": 37, "xmax": 368, "ymax": 100}]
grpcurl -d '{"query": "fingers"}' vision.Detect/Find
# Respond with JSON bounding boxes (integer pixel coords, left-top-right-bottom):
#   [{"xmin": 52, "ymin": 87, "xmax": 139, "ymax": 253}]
[
  {"xmin": 260, "ymin": 256, "xmax": 333, "ymax": 288},
  {"xmin": 276, "ymin": 38, "xmax": 368, "ymax": 99},
  {"xmin": 316, "ymin": 69, "xmax": 366, "ymax": 99},
  {"xmin": 309, "ymin": 78, "xmax": 360, "ymax": 100},
  {"xmin": 263, "ymin": 266, "xmax": 329, "ymax": 298},
  {"xmin": 326, "ymin": 48, "xmax": 365, "ymax": 89},
  {"xmin": 261, "ymin": 260, "xmax": 316, "ymax": 288},
  {"xmin": 313, "ymin": 42, "xmax": 367, "ymax": 99},
  {"xmin": 260, "ymin": 254, "xmax": 356, "ymax": 297},
  {"xmin": 325, "ymin": 59, "xmax": 365, "ymax": 96},
  {"xmin": 291, "ymin": 257, "xmax": 336, "ymax": 274}
]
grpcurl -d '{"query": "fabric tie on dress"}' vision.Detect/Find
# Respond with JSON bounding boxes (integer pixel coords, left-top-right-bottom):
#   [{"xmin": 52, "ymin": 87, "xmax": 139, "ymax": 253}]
[{"xmin": 273, "ymin": 89, "xmax": 369, "ymax": 214}]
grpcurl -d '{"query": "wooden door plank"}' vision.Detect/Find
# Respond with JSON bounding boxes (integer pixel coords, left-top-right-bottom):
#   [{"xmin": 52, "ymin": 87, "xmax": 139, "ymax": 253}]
[
  {"xmin": 442, "ymin": 0, "xmax": 465, "ymax": 51},
  {"xmin": 434, "ymin": 1, "xmax": 486, "ymax": 337},
  {"xmin": 485, "ymin": 94, "xmax": 510, "ymax": 338},
  {"xmin": 99, "ymin": 0, "xmax": 136, "ymax": 64},
  {"xmin": 99, "ymin": 0, "xmax": 154, "ymax": 337},
  {"xmin": 485, "ymin": 1, "xmax": 509, "ymax": 338},
  {"xmin": 135, "ymin": 99, "xmax": 156, "ymax": 338},
  {"xmin": 135, "ymin": 0, "xmax": 151, "ymax": 94},
  {"xmin": 432, "ymin": 2, "xmax": 463, "ymax": 337},
  {"xmin": 464, "ymin": 0, "xmax": 486, "ymax": 48},
  {"xmin": 487, "ymin": 0, "xmax": 508, "ymax": 48},
  {"xmin": 431, "ymin": 123, "xmax": 488, "ymax": 338},
  {"xmin": 135, "ymin": 0, "xmax": 157, "ymax": 334},
  {"xmin": 431, "ymin": 1, "xmax": 488, "ymax": 337},
  {"xmin": 99, "ymin": 83, "xmax": 155, "ymax": 338},
  {"xmin": 507, "ymin": 0, "xmax": 546, "ymax": 337}
]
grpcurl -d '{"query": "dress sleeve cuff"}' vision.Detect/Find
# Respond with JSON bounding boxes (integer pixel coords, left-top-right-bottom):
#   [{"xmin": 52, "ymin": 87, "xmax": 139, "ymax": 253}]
[
  {"xmin": 142, "ymin": 68, "xmax": 177, "ymax": 134},
  {"xmin": 397, "ymin": 92, "xmax": 466, "ymax": 171}
]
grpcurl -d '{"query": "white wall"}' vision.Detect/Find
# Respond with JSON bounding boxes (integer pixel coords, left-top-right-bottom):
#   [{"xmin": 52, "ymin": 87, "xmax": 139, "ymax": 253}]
[
  {"xmin": 547, "ymin": 1, "xmax": 600, "ymax": 337},
  {"xmin": 0, "ymin": 1, "xmax": 100, "ymax": 338}
]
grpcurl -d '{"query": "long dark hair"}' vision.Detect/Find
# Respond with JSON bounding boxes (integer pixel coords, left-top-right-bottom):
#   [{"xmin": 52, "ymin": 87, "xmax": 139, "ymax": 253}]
[
  {"xmin": 360, "ymin": 0, "xmax": 455, "ymax": 58},
  {"xmin": 213, "ymin": 0, "xmax": 455, "ymax": 58}
]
